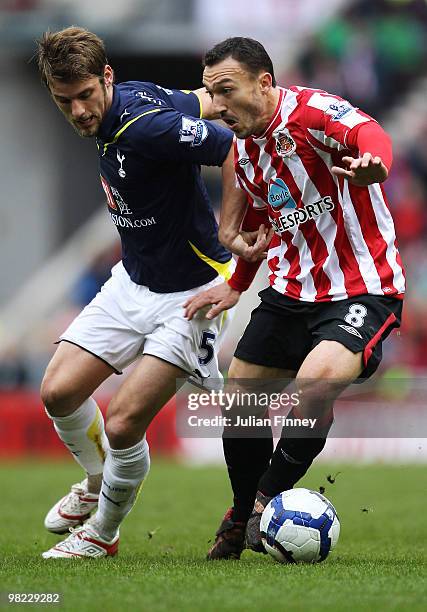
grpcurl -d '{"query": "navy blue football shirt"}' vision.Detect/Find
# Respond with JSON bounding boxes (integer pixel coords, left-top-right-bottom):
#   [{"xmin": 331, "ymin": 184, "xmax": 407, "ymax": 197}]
[{"xmin": 96, "ymin": 81, "xmax": 233, "ymax": 292}]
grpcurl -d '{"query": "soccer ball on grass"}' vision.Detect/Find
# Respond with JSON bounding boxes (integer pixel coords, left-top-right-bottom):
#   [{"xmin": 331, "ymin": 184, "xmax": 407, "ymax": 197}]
[{"xmin": 260, "ymin": 488, "xmax": 340, "ymax": 563}]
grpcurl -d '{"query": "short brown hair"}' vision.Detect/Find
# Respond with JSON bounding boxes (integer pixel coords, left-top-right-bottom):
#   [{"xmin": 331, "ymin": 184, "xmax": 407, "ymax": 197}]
[{"xmin": 35, "ymin": 26, "xmax": 108, "ymax": 88}]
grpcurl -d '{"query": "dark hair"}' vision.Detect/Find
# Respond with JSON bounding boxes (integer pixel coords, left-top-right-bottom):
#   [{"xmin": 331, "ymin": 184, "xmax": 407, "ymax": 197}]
[
  {"xmin": 35, "ymin": 26, "xmax": 108, "ymax": 88},
  {"xmin": 204, "ymin": 37, "xmax": 276, "ymax": 87}
]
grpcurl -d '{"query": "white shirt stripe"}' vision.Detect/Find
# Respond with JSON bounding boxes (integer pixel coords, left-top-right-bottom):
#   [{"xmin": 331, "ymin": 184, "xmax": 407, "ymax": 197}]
[
  {"xmin": 368, "ymin": 184, "xmax": 406, "ymax": 293},
  {"xmin": 341, "ymin": 182, "xmax": 383, "ymax": 294}
]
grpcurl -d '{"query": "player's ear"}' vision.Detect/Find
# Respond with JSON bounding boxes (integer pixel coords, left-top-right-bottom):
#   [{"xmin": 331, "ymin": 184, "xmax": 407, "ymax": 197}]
[
  {"xmin": 104, "ymin": 65, "xmax": 114, "ymax": 87},
  {"xmin": 259, "ymin": 72, "xmax": 273, "ymax": 93}
]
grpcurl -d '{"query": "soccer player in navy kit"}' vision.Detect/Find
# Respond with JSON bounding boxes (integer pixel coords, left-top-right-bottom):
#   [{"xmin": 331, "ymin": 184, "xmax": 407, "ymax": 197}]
[{"xmin": 34, "ymin": 27, "xmax": 268, "ymax": 559}]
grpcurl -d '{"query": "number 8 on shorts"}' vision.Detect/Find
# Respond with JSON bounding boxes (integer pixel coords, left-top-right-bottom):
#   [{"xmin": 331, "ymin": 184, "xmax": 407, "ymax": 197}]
[{"xmin": 344, "ymin": 304, "xmax": 368, "ymax": 328}]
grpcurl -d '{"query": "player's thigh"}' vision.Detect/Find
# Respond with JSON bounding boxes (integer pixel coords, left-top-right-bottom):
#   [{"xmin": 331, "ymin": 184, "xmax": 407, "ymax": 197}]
[
  {"xmin": 106, "ymin": 355, "xmax": 186, "ymax": 448},
  {"xmin": 41, "ymin": 341, "xmax": 115, "ymax": 415},
  {"xmin": 298, "ymin": 340, "xmax": 363, "ymax": 381}
]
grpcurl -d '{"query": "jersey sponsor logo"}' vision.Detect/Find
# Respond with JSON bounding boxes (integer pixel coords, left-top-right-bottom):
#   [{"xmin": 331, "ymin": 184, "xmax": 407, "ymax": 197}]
[
  {"xmin": 269, "ymin": 195, "xmax": 335, "ymax": 233},
  {"xmin": 100, "ymin": 175, "xmax": 118, "ymax": 211},
  {"xmin": 179, "ymin": 117, "xmax": 209, "ymax": 147},
  {"xmin": 338, "ymin": 324, "xmax": 363, "ymax": 339},
  {"xmin": 268, "ymin": 178, "xmax": 297, "ymax": 210},
  {"xmin": 109, "ymin": 213, "xmax": 156, "ymax": 229},
  {"xmin": 117, "ymin": 150, "xmax": 126, "ymax": 178},
  {"xmin": 328, "ymin": 103, "xmax": 353, "ymax": 121},
  {"xmin": 238, "ymin": 157, "xmax": 250, "ymax": 166},
  {"xmin": 273, "ymin": 128, "xmax": 296, "ymax": 157},
  {"xmin": 100, "ymin": 176, "xmax": 131, "ymax": 214},
  {"xmin": 110, "ymin": 186, "xmax": 132, "ymax": 215}
]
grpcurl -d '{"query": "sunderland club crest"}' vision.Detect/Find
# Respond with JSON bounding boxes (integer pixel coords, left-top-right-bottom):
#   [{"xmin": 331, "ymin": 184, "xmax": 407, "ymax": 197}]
[{"xmin": 274, "ymin": 128, "xmax": 296, "ymax": 158}]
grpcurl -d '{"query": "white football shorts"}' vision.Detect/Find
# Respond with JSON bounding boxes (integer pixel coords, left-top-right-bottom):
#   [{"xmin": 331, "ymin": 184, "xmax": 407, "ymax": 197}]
[{"xmin": 59, "ymin": 261, "xmax": 235, "ymax": 383}]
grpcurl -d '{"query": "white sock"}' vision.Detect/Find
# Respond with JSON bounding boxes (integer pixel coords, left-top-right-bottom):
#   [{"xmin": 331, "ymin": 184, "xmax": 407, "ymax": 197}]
[
  {"xmin": 94, "ymin": 438, "xmax": 150, "ymax": 540},
  {"xmin": 47, "ymin": 398, "xmax": 108, "ymax": 479}
]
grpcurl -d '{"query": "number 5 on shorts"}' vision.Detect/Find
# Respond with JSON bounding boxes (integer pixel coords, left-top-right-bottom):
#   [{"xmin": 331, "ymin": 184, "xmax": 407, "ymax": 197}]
[{"xmin": 198, "ymin": 330, "xmax": 216, "ymax": 365}]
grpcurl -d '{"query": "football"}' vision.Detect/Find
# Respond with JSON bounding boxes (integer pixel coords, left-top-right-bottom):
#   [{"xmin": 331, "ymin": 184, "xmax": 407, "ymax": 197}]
[{"xmin": 260, "ymin": 488, "xmax": 340, "ymax": 563}]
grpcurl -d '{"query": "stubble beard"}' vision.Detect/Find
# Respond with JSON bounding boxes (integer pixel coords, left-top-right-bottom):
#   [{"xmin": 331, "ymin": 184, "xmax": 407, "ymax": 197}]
[
  {"xmin": 74, "ymin": 120, "xmax": 100, "ymax": 138},
  {"xmin": 72, "ymin": 83, "xmax": 108, "ymax": 139},
  {"xmin": 236, "ymin": 99, "xmax": 266, "ymax": 139}
]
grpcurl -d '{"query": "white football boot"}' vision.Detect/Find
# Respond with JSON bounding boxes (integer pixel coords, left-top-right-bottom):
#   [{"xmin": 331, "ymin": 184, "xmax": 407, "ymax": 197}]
[
  {"xmin": 44, "ymin": 479, "xmax": 99, "ymax": 534},
  {"xmin": 42, "ymin": 518, "xmax": 119, "ymax": 559}
]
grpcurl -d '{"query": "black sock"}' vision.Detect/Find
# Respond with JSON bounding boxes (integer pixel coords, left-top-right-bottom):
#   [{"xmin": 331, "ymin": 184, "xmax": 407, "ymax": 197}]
[
  {"xmin": 257, "ymin": 410, "xmax": 333, "ymax": 497},
  {"xmin": 222, "ymin": 434, "xmax": 273, "ymax": 523}
]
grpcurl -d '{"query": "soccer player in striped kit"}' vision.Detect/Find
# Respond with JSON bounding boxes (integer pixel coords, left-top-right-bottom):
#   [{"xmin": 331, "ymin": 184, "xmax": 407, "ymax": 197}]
[{"xmin": 185, "ymin": 37, "xmax": 405, "ymax": 559}]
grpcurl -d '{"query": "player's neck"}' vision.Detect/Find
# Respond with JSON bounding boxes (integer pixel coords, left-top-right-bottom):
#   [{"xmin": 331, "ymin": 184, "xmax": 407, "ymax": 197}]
[
  {"xmin": 105, "ymin": 84, "xmax": 114, "ymax": 113},
  {"xmin": 254, "ymin": 88, "xmax": 281, "ymax": 137}
]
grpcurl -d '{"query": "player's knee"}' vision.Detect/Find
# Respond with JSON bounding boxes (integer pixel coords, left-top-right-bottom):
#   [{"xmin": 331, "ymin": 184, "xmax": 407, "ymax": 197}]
[
  {"xmin": 40, "ymin": 374, "xmax": 79, "ymax": 416},
  {"xmin": 105, "ymin": 413, "xmax": 144, "ymax": 449},
  {"xmin": 295, "ymin": 376, "xmax": 343, "ymax": 407}
]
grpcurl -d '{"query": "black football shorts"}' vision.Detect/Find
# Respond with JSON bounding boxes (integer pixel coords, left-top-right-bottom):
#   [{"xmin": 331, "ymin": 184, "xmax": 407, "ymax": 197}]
[{"xmin": 234, "ymin": 287, "xmax": 403, "ymax": 380}]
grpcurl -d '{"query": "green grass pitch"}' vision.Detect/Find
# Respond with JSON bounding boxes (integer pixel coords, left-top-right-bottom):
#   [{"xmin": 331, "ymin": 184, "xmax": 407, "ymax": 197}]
[{"xmin": 0, "ymin": 460, "xmax": 426, "ymax": 611}]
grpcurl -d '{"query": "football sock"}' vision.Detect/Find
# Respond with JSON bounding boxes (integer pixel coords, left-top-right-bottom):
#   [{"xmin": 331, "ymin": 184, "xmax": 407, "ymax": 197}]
[
  {"xmin": 257, "ymin": 409, "xmax": 333, "ymax": 497},
  {"xmin": 94, "ymin": 437, "xmax": 150, "ymax": 540},
  {"xmin": 223, "ymin": 433, "xmax": 273, "ymax": 523},
  {"xmin": 47, "ymin": 398, "xmax": 107, "ymax": 487}
]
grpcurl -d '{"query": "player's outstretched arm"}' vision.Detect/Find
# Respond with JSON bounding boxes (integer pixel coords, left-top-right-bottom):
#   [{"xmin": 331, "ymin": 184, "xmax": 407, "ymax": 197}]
[{"xmin": 331, "ymin": 122, "xmax": 392, "ymax": 187}]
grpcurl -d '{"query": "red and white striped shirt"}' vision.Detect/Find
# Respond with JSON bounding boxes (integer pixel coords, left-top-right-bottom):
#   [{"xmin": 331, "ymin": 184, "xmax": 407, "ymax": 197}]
[{"xmin": 234, "ymin": 86, "xmax": 405, "ymax": 302}]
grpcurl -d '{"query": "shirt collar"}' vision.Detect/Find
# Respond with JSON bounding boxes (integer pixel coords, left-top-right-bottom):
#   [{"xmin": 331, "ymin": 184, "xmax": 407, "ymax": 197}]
[{"xmin": 253, "ymin": 87, "xmax": 285, "ymax": 140}]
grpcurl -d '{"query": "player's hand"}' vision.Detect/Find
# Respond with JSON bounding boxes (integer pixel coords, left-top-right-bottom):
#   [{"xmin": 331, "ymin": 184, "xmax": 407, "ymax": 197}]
[
  {"xmin": 183, "ymin": 282, "xmax": 241, "ymax": 320},
  {"xmin": 227, "ymin": 224, "xmax": 274, "ymax": 262},
  {"xmin": 331, "ymin": 153, "xmax": 388, "ymax": 186}
]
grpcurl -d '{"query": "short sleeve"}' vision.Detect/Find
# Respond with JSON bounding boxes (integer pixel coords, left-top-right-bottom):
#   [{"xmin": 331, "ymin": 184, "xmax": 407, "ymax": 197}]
[
  {"xmin": 301, "ymin": 89, "xmax": 375, "ymax": 150},
  {"xmin": 174, "ymin": 90, "xmax": 202, "ymax": 117},
  {"xmin": 128, "ymin": 108, "xmax": 233, "ymax": 166}
]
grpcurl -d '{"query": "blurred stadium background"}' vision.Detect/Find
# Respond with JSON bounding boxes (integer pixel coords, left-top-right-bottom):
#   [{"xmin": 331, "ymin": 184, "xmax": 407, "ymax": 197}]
[{"xmin": 0, "ymin": 0, "xmax": 426, "ymax": 464}]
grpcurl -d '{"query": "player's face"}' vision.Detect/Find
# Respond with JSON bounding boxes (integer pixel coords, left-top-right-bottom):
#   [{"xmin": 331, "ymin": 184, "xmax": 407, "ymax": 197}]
[
  {"xmin": 203, "ymin": 57, "xmax": 272, "ymax": 138},
  {"xmin": 49, "ymin": 65, "xmax": 114, "ymax": 138}
]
